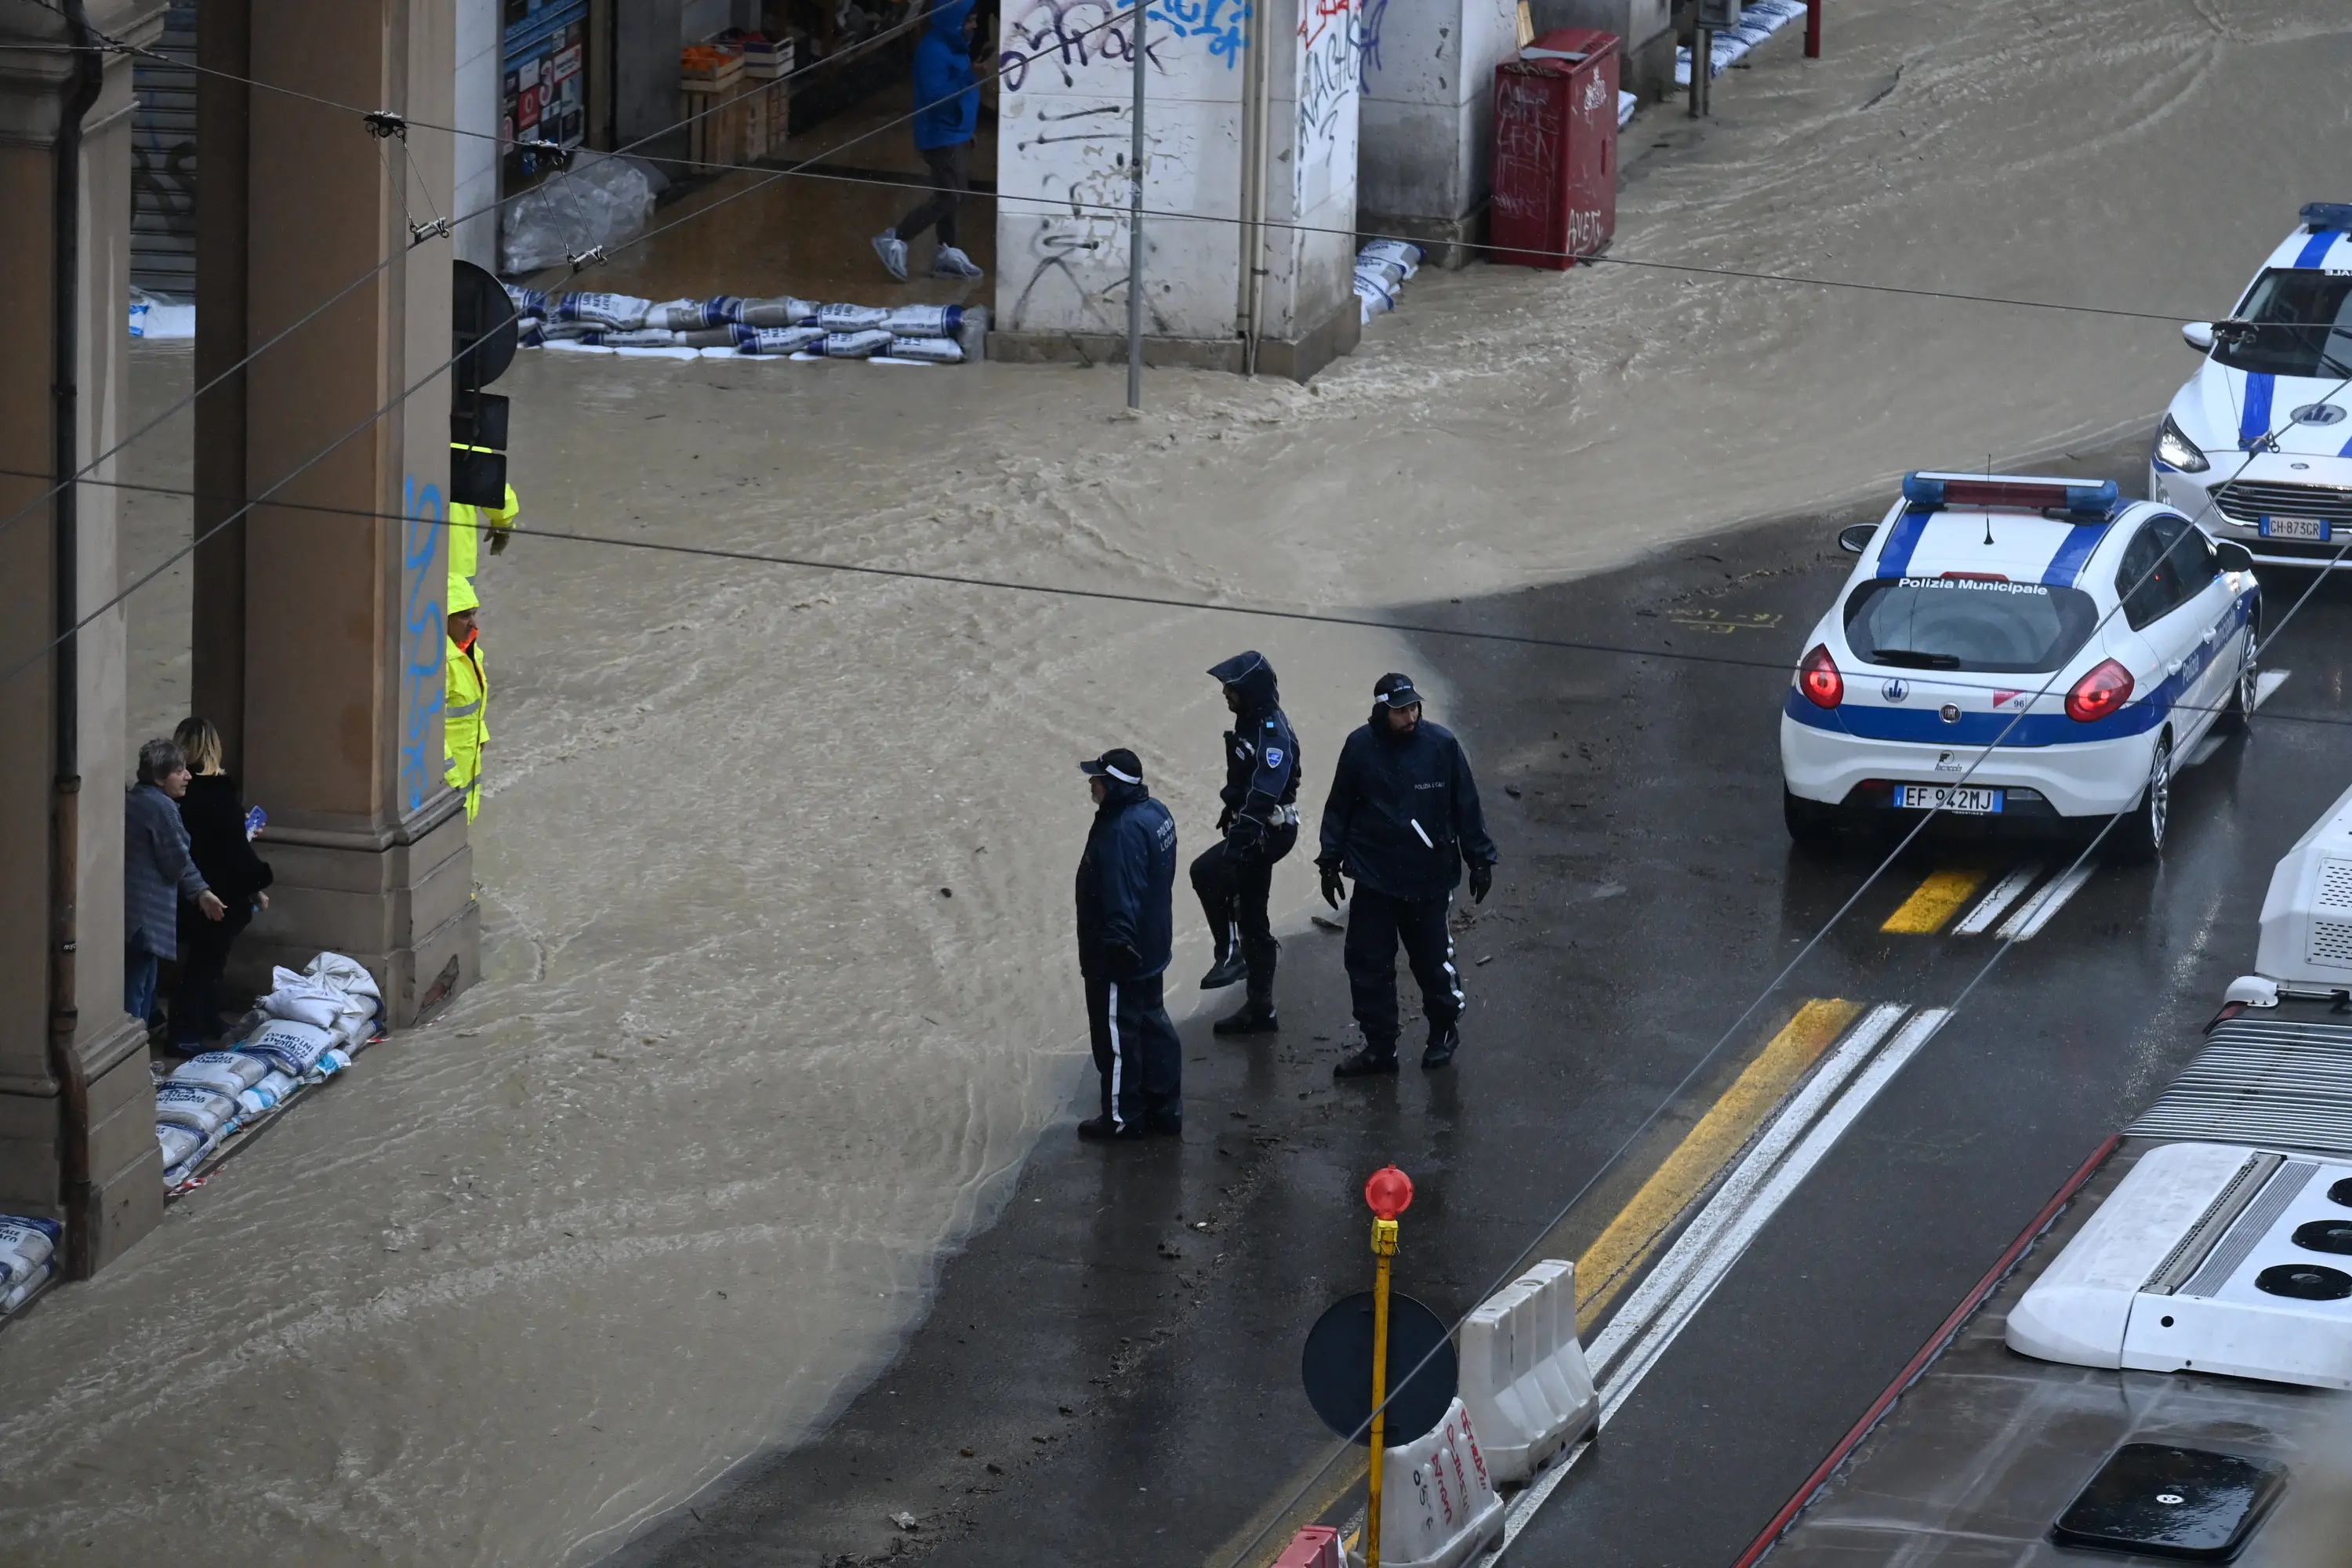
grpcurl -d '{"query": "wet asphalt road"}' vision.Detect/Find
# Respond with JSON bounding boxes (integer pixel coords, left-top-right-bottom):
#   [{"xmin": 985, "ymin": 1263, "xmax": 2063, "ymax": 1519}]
[{"xmin": 604, "ymin": 436, "xmax": 2352, "ymax": 1568}]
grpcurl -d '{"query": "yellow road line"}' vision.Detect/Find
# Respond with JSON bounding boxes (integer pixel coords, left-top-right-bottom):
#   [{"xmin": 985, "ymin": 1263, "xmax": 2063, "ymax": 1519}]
[
  {"xmin": 1573, "ymin": 997, "xmax": 1862, "ymax": 1330},
  {"xmin": 1881, "ymin": 868, "xmax": 1987, "ymax": 934}
]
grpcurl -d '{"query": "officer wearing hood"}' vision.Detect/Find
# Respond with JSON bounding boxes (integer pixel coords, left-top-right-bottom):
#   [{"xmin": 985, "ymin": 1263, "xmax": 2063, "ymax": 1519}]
[
  {"xmin": 1317, "ymin": 674, "xmax": 1497, "ymax": 1076},
  {"xmin": 1074, "ymin": 748, "xmax": 1182, "ymax": 1139},
  {"xmin": 1190, "ymin": 651, "xmax": 1302, "ymax": 1035}
]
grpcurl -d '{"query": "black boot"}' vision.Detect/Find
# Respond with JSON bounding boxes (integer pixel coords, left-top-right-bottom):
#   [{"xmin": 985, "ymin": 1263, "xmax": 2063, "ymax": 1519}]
[
  {"xmin": 1199, "ymin": 948, "xmax": 1247, "ymax": 989},
  {"xmin": 1077, "ymin": 1115, "xmax": 1147, "ymax": 1142},
  {"xmin": 1422, "ymin": 1022, "xmax": 1460, "ymax": 1069},
  {"xmin": 1214, "ymin": 938, "xmax": 1280, "ymax": 1035},
  {"xmin": 1334, "ymin": 1040, "xmax": 1400, "ymax": 1079}
]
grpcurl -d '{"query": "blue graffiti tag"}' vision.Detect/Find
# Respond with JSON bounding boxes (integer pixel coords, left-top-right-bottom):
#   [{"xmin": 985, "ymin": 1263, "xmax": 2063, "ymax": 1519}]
[
  {"xmin": 399, "ymin": 474, "xmax": 446, "ymax": 812},
  {"xmin": 999, "ymin": 0, "xmax": 1248, "ymax": 90},
  {"xmin": 1355, "ymin": 0, "xmax": 1386, "ymax": 87}
]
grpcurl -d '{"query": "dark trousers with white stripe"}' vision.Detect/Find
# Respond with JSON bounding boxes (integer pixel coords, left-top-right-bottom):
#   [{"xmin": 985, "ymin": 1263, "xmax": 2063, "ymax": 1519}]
[
  {"xmin": 1342, "ymin": 887, "xmax": 1462, "ymax": 1050},
  {"xmin": 1085, "ymin": 973, "xmax": 1182, "ymax": 1130}
]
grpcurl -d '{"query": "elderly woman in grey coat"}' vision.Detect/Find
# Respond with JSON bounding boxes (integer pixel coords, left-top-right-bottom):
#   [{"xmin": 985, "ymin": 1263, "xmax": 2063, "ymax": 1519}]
[{"xmin": 124, "ymin": 737, "xmax": 223, "ymax": 1029}]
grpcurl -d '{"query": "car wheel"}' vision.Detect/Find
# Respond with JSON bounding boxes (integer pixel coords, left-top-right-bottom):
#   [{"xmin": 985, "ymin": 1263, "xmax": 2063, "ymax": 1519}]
[
  {"xmin": 2112, "ymin": 732, "xmax": 2172, "ymax": 863},
  {"xmin": 1784, "ymin": 788, "xmax": 1847, "ymax": 853},
  {"xmin": 2217, "ymin": 635, "xmax": 2259, "ymax": 735}
]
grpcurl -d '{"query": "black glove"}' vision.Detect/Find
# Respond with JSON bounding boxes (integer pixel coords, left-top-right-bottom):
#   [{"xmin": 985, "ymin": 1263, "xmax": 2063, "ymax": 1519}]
[
  {"xmin": 1105, "ymin": 941, "xmax": 1140, "ymax": 975},
  {"xmin": 1469, "ymin": 862, "xmax": 1493, "ymax": 904},
  {"xmin": 1215, "ymin": 804, "xmax": 1235, "ymax": 833},
  {"xmin": 1319, "ymin": 864, "xmax": 1347, "ymax": 909},
  {"xmin": 488, "ymin": 528, "xmax": 512, "ymax": 557}
]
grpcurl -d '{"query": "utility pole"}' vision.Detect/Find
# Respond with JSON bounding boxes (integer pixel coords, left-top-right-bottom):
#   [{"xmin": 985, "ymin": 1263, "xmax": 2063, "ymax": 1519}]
[{"xmin": 1126, "ymin": 0, "xmax": 1146, "ymax": 409}]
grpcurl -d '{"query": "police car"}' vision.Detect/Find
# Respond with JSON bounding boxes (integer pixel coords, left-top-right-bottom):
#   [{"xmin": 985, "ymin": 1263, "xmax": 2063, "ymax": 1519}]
[
  {"xmin": 2151, "ymin": 202, "xmax": 2352, "ymax": 568},
  {"xmin": 1780, "ymin": 474, "xmax": 2261, "ymax": 858}
]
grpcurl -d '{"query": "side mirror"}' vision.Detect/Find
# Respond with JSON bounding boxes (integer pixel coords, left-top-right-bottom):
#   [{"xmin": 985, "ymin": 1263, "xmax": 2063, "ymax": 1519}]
[
  {"xmin": 2181, "ymin": 321, "xmax": 2216, "ymax": 353},
  {"xmin": 2215, "ymin": 539, "xmax": 2256, "ymax": 574},
  {"xmin": 1837, "ymin": 522, "xmax": 1877, "ymax": 554}
]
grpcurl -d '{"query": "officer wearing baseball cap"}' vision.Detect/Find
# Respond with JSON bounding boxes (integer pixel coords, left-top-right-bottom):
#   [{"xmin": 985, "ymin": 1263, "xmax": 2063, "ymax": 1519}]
[
  {"xmin": 1316, "ymin": 675, "xmax": 1497, "ymax": 1076},
  {"xmin": 1073, "ymin": 749, "xmax": 1183, "ymax": 1138}
]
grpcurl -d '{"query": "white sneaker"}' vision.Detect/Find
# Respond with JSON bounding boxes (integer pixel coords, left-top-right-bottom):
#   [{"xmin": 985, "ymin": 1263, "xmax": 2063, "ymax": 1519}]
[
  {"xmin": 931, "ymin": 245, "xmax": 984, "ymax": 280},
  {"xmin": 873, "ymin": 230, "xmax": 909, "ymax": 281}
]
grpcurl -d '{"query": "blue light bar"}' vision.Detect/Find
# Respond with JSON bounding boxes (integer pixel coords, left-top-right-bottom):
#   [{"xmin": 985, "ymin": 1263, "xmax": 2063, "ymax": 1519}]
[
  {"xmin": 1900, "ymin": 473, "xmax": 2121, "ymax": 516},
  {"xmin": 2301, "ymin": 202, "xmax": 2352, "ymax": 232}
]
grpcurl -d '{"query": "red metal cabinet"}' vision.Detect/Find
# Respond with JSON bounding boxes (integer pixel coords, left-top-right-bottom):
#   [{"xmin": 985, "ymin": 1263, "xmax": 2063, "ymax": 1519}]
[{"xmin": 1490, "ymin": 28, "xmax": 1620, "ymax": 270}]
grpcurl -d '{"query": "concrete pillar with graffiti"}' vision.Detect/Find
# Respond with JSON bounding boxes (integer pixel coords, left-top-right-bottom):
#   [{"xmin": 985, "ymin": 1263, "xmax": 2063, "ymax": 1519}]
[
  {"xmin": 1354, "ymin": 0, "xmax": 1518, "ymax": 267},
  {"xmin": 990, "ymin": 0, "xmax": 1363, "ymax": 382}
]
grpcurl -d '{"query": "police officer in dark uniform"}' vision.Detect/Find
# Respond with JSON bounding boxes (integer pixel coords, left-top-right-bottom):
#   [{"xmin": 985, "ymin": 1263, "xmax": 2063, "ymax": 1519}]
[
  {"xmin": 1316, "ymin": 674, "xmax": 1497, "ymax": 1076},
  {"xmin": 1074, "ymin": 747, "xmax": 1184, "ymax": 1139},
  {"xmin": 1189, "ymin": 651, "xmax": 1302, "ymax": 1036}
]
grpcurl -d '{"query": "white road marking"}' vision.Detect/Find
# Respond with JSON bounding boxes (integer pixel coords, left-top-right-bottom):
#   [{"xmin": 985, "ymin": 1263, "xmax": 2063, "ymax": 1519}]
[
  {"xmin": 1470, "ymin": 1004, "xmax": 1940, "ymax": 1566},
  {"xmin": 1953, "ymin": 864, "xmax": 2043, "ymax": 937},
  {"xmin": 2256, "ymin": 669, "xmax": 2289, "ymax": 709},
  {"xmin": 1996, "ymin": 862, "xmax": 2095, "ymax": 942}
]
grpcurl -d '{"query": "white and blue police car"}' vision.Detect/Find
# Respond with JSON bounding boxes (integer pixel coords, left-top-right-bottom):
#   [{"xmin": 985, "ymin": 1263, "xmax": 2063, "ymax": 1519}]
[
  {"xmin": 2151, "ymin": 202, "xmax": 2352, "ymax": 568},
  {"xmin": 1781, "ymin": 474, "xmax": 2262, "ymax": 858}
]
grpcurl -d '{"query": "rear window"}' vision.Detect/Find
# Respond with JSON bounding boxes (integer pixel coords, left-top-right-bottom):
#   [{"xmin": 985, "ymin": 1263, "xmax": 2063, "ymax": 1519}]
[{"xmin": 1843, "ymin": 576, "xmax": 2099, "ymax": 674}]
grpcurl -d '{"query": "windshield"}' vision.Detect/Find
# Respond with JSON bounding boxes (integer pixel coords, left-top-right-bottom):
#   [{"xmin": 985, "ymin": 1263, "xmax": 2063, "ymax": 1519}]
[
  {"xmin": 2213, "ymin": 269, "xmax": 2352, "ymax": 377},
  {"xmin": 1844, "ymin": 576, "xmax": 2099, "ymax": 674}
]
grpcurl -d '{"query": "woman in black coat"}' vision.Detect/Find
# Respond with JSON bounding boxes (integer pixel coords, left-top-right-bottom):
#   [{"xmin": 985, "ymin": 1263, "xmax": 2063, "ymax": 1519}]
[{"xmin": 169, "ymin": 717, "xmax": 273, "ymax": 1049}]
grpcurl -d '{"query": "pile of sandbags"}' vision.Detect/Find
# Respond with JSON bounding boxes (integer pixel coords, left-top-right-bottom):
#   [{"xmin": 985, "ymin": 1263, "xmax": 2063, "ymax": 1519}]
[
  {"xmin": 1675, "ymin": 0, "xmax": 1808, "ymax": 84},
  {"xmin": 0, "ymin": 1214, "xmax": 60, "ymax": 1319},
  {"xmin": 1354, "ymin": 239, "xmax": 1425, "ymax": 325},
  {"xmin": 503, "ymin": 285, "xmax": 989, "ymax": 365},
  {"xmin": 154, "ymin": 952, "xmax": 379, "ymax": 1190}
]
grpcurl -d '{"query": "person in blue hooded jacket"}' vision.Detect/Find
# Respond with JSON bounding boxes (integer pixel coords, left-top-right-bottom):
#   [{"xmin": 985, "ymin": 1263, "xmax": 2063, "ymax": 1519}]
[
  {"xmin": 1189, "ymin": 651, "xmax": 1301, "ymax": 1036},
  {"xmin": 1073, "ymin": 747, "xmax": 1182, "ymax": 1140},
  {"xmin": 873, "ymin": 0, "xmax": 987, "ymax": 281}
]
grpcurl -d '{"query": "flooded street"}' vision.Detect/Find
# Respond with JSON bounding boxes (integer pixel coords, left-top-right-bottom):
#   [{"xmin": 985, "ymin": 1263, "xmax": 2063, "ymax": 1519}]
[{"xmin": 4, "ymin": 0, "xmax": 2346, "ymax": 1561}]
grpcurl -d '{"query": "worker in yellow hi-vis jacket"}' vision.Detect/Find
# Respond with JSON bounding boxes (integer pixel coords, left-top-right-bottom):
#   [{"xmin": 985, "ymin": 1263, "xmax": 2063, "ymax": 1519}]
[
  {"xmin": 444, "ymin": 575, "xmax": 488, "ymax": 820},
  {"xmin": 448, "ymin": 470, "xmax": 519, "ymax": 602}
]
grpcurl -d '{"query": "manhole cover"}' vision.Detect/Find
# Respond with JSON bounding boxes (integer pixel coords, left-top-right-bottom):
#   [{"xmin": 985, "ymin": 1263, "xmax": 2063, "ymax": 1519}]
[
  {"xmin": 2256, "ymin": 1262, "xmax": 2352, "ymax": 1301},
  {"xmin": 2053, "ymin": 1443, "xmax": 2285, "ymax": 1559}
]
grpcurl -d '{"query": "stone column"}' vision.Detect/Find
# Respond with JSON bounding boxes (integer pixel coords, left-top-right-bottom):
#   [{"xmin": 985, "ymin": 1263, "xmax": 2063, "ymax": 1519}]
[
  {"xmin": 0, "ymin": 0, "xmax": 170, "ymax": 1274},
  {"xmin": 1354, "ymin": 0, "xmax": 1517, "ymax": 267},
  {"xmin": 990, "ymin": 0, "xmax": 1359, "ymax": 382},
  {"xmin": 194, "ymin": 0, "xmax": 477, "ymax": 1029}
]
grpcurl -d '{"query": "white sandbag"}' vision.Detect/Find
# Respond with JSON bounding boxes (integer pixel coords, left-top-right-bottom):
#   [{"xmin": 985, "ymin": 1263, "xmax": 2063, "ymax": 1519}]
[
  {"xmin": 737, "ymin": 325, "xmax": 826, "ymax": 355},
  {"xmin": 0, "ymin": 1215, "xmax": 60, "ymax": 1290},
  {"xmin": 596, "ymin": 327, "xmax": 681, "ymax": 347},
  {"xmin": 241, "ymin": 1067, "xmax": 299, "ymax": 1116},
  {"xmin": 886, "ymin": 336, "xmax": 964, "ymax": 364},
  {"xmin": 821, "ymin": 328, "xmax": 894, "ymax": 359},
  {"xmin": 815, "ymin": 303, "xmax": 890, "ymax": 332},
  {"xmin": 739, "ymin": 295, "xmax": 819, "ymax": 327},
  {"xmin": 2, "ymin": 1260, "xmax": 53, "ymax": 1314},
  {"xmin": 879, "ymin": 303, "xmax": 964, "ymax": 338},
  {"xmin": 157, "ymin": 1122, "xmax": 209, "ymax": 1171},
  {"xmin": 554, "ymin": 291, "xmax": 654, "ymax": 328},
  {"xmin": 503, "ymin": 281, "xmax": 550, "ymax": 318},
  {"xmin": 241, "ymin": 1018, "xmax": 335, "ymax": 1077},
  {"xmin": 169, "ymin": 1051, "xmax": 270, "ymax": 1098},
  {"xmin": 269, "ymin": 967, "xmax": 372, "ymax": 1027},
  {"xmin": 154, "ymin": 1083, "xmax": 241, "ymax": 1138},
  {"xmin": 314, "ymin": 1047, "xmax": 354, "ymax": 1080},
  {"xmin": 1358, "ymin": 238, "xmax": 1422, "ymax": 277}
]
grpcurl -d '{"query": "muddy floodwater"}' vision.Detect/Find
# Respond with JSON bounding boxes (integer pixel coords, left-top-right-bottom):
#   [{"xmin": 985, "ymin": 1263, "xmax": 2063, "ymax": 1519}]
[{"xmin": 5, "ymin": 1, "xmax": 2347, "ymax": 1561}]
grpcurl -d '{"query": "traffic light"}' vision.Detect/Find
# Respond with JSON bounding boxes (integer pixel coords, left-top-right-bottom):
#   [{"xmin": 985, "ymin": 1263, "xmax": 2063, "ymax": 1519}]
[{"xmin": 450, "ymin": 259, "xmax": 519, "ymax": 506}]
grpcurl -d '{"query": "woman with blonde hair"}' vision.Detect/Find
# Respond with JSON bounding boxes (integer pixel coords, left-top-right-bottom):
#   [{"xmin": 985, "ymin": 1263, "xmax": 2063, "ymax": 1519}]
[{"xmin": 168, "ymin": 717, "xmax": 272, "ymax": 1049}]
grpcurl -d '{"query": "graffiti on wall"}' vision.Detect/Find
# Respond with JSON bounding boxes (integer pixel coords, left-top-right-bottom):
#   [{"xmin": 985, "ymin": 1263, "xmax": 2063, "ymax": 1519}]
[
  {"xmin": 1294, "ymin": 0, "xmax": 1359, "ymax": 204},
  {"xmin": 1005, "ymin": 106, "xmax": 1159, "ymax": 332},
  {"xmin": 999, "ymin": 0, "xmax": 1252, "ymax": 90},
  {"xmin": 400, "ymin": 474, "xmax": 446, "ymax": 813}
]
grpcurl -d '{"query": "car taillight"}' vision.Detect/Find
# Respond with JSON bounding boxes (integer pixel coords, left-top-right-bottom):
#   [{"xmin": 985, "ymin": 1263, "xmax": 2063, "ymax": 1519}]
[
  {"xmin": 2065, "ymin": 659, "xmax": 2134, "ymax": 723},
  {"xmin": 1798, "ymin": 644, "xmax": 1843, "ymax": 709}
]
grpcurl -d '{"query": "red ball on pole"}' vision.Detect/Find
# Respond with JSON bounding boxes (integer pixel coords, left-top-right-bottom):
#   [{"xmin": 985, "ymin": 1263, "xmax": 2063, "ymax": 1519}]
[{"xmin": 1364, "ymin": 1166, "xmax": 1415, "ymax": 1220}]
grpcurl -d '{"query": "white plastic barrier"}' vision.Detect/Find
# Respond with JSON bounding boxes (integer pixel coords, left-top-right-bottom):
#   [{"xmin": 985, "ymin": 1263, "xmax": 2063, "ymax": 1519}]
[
  {"xmin": 1458, "ymin": 1257, "xmax": 1599, "ymax": 1484},
  {"xmin": 1379, "ymin": 1398, "xmax": 1504, "ymax": 1568}
]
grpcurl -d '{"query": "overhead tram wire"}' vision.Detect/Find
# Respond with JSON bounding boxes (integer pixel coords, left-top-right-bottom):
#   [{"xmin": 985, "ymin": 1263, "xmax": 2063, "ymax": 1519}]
[
  {"xmin": 15, "ymin": 459, "xmax": 2352, "ymax": 739},
  {"xmin": 1210, "ymin": 387, "xmax": 2352, "ymax": 1568},
  {"xmin": 0, "ymin": 6, "xmax": 931, "ymax": 548}
]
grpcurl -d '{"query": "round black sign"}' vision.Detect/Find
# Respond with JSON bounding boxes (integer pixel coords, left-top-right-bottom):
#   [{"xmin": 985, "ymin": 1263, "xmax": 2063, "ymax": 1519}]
[
  {"xmin": 1300, "ymin": 1290, "xmax": 1456, "ymax": 1446},
  {"xmin": 452, "ymin": 259, "xmax": 520, "ymax": 390}
]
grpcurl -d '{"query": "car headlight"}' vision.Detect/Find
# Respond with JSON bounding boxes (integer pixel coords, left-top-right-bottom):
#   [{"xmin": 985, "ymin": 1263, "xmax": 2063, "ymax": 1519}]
[{"xmin": 2156, "ymin": 413, "xmax": 2209, "ymax": 474}]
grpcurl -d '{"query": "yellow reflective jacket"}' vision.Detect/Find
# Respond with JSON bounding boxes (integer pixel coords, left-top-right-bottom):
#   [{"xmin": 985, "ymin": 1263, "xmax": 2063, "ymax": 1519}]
[{"xmin": 445, "ymin": 633, "xmax": 488, "ymax": 818}]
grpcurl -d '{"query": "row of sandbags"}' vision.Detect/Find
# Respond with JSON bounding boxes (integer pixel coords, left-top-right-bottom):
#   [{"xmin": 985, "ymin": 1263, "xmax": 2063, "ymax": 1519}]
[
  {"xmin": 1355, "ymin": 239, "xmax": 1426, "ymax": 325},
  {"xmin": 502, "ymin": 285, "xmax": 987, "ymax": 364},
  {"xmin": 1675, "ymin": 0, "xmax": 1809, "ymax": 84},
  {"xmin": 154, "ymin": 953, "xmax": 383, "ymax": 1190},
  {"xmin": 0, "ymin": 1215, "xmax": 60, "ymax": 1319}
]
